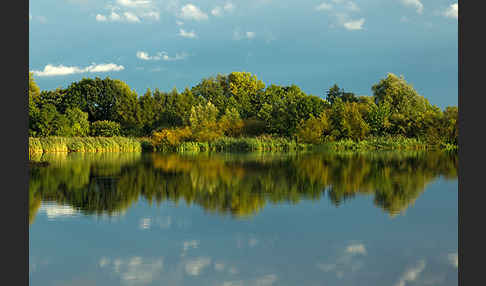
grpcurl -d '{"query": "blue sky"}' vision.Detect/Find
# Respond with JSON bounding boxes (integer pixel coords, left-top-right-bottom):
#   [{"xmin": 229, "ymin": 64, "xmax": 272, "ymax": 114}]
[{"xmin": 29, "ymin": 0, "xmax": 458, "ymax": 108}]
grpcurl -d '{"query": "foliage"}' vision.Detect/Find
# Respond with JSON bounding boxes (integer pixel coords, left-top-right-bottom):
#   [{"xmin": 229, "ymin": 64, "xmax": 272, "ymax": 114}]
[
  {"xmin": 151, "ymin": 127, "xmax": 192, "ymax": 151},
  {"xmin": 90, "ymin": 120, "xmax": 121, "ymax": 137},
  {"xmin": 189, "ymin": 101, "xmax": 224, "ymax": 142},
  {"xmin": 219, "ymin": 107, "xmax": 244, "ymax": 137},
  {"xmin": 28, "ymin": 72, "xmax": 458, "ymax": 149},
  {"xmin": 296, "ymin": 113, "xmax": 329, "ymax": 144},
  {"xmin": 326, "ymin": 84, "xmax": 358, "ymax": 104}
]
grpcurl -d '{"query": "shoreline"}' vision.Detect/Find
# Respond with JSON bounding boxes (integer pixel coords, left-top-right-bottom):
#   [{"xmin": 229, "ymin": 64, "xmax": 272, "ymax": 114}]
[{"xmin": 28, "ymin": 136, "xmax": 457, "ymax": 158}]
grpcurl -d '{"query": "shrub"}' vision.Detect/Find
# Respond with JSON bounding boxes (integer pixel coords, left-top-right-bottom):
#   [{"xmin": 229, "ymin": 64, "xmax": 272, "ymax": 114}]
[{"xmin": 90, "ymin": 121, "xmax": 121, "ymax": 137}]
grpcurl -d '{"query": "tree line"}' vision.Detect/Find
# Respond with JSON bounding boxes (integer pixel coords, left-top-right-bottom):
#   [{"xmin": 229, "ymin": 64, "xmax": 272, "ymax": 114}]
[{"xmin": 29, "ymin": 71, "xmax": 458, "ymax": 146}]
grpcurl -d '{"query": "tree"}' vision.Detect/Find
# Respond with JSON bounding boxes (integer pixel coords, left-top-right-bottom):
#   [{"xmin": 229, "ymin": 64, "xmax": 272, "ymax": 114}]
[
  {"xmin": 326, "ymin": 84, "xmax": 358, "ymax": 105},
  {"xmin": 34, "ymin": 104, "xmax": 60, "ymax": 137},
  {"xmin": 90, "ymin": 120, "xmax": 121, "ymax": 137},
  {"xmin": 440, "ymin": 106, "xmax": 458, "ymax": 145},
  {"xmin": 112, "ymin": 79, "xmax": 142, "ymax": 136},
  {"xmin": 29, "ymin": 72, "xmax": 40, "ymax": 99},
  {"xmin": 139, "ymin": 88, "xmax": 157, "ymax": 135},
  {"xmin": 329, "ymin": 99, "xmax": 369, "ymax": 141},
  {"xmin": 228, "ymin": 72, "xmax": 266, "ymax": 118},
  {"xmin": 371, "ymin": 73, "xmax": 436, "ymax": 137},
  {"xmin": 296, "ymin": 113, "xmax": 330, "ymax": 144},
  {"xmin": 29, "ymin": 73, "xmax": 41, "ymax": 136},
  {"xmin": 219, "ymin": 107, "xmax": 244, "ymax": 137},
  {"xmin": 65, "ymin": 108, "xmax": 90, "ymax": 137},
  {"xmin": 189, "ymin": 101, "xmax": 224, "ymax": 142}
]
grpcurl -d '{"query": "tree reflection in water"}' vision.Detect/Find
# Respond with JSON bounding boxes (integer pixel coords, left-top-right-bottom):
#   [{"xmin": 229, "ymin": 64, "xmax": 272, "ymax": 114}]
[{"xmin": 29, "ymin": 151, "xmax": 457, "ymax": 224}]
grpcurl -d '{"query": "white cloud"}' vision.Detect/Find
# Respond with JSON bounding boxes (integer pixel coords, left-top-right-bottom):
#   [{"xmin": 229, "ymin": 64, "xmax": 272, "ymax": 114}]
[
  {"xmin": 315, "ymin": 3, "xmax": 333, "ymax": 11},
  {"xmin": 124, "ymin": 11, "xmax": 141, "ymax": 22},
  {"xmin": 178, "ymin": 4, "xmax": 208, "ymax": 21},
  {"xmin": 99, "ymin": 256, "xmax": 164, "ymax": 286},
  {"xmin": 342, "ymin": 18, "xmax": 365, "ymax": 30},
  {"xmin": 87, "ymin": 63, "xmax": 125, "ymax": 72},
  {"xmin": 179, "ymin": 28, "xmax": 197, "ymax": 38},
  {"xmin": 39, "ymin": 203, "xmax": 80, "ymax": 219},
  {"xmin": 96, "ymin": 0, "xmax": 159, "ymax": 23},
  {"xmin": 443, "ymin": 3, "xmax": 458, "ymax": 20},
  {"xmin": 394, "ymin": 260, "xmax": 426, "ymax": 286},
  {"xmin": 97, "ymin": 10, "xmax": 154, "ymax": 22},
  {"xmin": 185, "ymin": 257, "xmax": 211, "ymax": 276},
  {"xmin": 212, "ymin": 2, "xmax": 236, "ymax": 16},
  {"xmin": 401, "ymin": 0, "xmax": 424, "ymax": 14},
  {"xmin": 317, "ymin": 242, "xmax": 367, "ymax": 279},
  {"xmin": 176, "ymin": 20, "xmax": 184, "ymax": 26},
  {"xmin": 116, "ymin": 0, "xmax": 151, "ymax": 8},
  {"xmin": 246, "ymin": 31, "xmax": 256, "ymax": 39},
  {"xmin": 448, "ymin": 252, "xmax": 458, "ymax": 269},
  {"xmin": 316, "ymin": 2, "xmax": 364, "ymax": 31},
  {"xmin": 136, "ymin": 51, "xmax": 188, "ymax": 61},
  {"xmin": 31, "ymin": 63, "xmax": 124, "ymax": 77}
]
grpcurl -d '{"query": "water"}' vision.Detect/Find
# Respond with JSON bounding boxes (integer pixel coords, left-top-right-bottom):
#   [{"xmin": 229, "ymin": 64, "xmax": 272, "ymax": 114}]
[{"xmin": 29, "ymin": 151, "xmax": 458, "ymax": 286}]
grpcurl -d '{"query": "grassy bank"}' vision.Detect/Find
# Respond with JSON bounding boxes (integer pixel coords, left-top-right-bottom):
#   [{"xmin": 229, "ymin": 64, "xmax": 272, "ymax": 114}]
[
  {"xmin": 145, "ymin": 136, "xmax": 312, "ymax": 153},
  {"xmin": 29, "ymin": 136, "xmax": 142, "ymax": 158},
  {"xmin": 318, "ymin": 136, "xmax": 455, "ymax": 151},
  {"xmin": 29, "ymin": 135, "xmax": 457, "ymax": 158}
]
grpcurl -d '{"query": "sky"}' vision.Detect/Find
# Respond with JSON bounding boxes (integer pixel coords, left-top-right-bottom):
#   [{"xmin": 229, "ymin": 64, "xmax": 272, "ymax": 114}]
[{"xmin": 29, "ymin": 0, "xmax": 458, "ymax": 108}]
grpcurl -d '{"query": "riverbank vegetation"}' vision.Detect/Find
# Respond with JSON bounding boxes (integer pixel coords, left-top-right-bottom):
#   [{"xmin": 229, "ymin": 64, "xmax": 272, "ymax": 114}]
[
  {"xmin": 29, "ymin": 136, "xmax": 141, "ymax": 156},
  {"xmin": 29, "ymin": 71, "xmax": 458, "ymax": 152}
]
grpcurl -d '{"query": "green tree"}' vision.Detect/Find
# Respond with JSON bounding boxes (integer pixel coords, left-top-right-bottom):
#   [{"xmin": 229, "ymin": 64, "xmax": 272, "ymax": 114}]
[
  {"xmin": 219, "ymin": 107, "xmax": 244, "ymax": 137},
  {"xmin": 296, "ymin": 113, "xmax": 330, "ymax": 144},
  {"xmin": 90, "ymin": 120, "xmax": 121, "ymax": 137},
  {"xmin": 29, "ymin": 73, "xmax": 41, "ymax": 136},
  {"xmin": 65, "ymin": 108, "xmax": 90, "ymax": 136},
  {"xmin": 326, "ymin": 84, "xmax": 358, "ymax": 105},
  {"xmin": 190, "ymin": 101, "xmax": 223, "ymax": 141},
  {"xmin": 228, "ymin": 72, "xmax": 266, "ymax": 118},
  {"xmin": 35, "ymin": 104, "xmax": 60, "ymax": 137}
]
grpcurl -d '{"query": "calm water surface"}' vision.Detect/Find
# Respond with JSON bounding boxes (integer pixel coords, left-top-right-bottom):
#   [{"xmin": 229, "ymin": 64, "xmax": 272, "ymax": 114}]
[{"xmin": 29, "ymin": 151, "xmax": 458, "ymax": 286}]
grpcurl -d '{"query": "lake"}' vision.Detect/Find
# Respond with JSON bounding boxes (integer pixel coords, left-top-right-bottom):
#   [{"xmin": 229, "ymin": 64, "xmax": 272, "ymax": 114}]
[{"xmin": 29, "ymin": 151, "xmax": 458, "ymax": 286}]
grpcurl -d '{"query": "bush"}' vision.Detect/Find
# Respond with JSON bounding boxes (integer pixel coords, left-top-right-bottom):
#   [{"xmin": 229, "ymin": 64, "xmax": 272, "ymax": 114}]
[{"xmin": 90, "ymin": 121, "xmax": 121, "ymax": 137}]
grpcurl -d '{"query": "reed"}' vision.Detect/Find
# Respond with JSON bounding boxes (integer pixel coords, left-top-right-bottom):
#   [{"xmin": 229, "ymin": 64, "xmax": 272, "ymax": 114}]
[
  {"xmin": 29, "ymin": 136, "xmax": 142, "ymax": 157},
  {"xmin": 322, "ymin": 136, "xmax": 431, "ymax": 151}
]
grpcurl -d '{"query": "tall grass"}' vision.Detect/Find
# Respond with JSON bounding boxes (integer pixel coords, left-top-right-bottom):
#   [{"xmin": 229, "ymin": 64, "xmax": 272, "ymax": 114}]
[
  {"xmin": 29, "ymin": 136, "xmax": 142, "ymax": 158},
  {"xmin": 150, "ymin": 136, "xmax": 312, "ymax": 153},
  {"xmin": 321, "ymin": 136, "xmax": 431, "ymax": 151}
]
